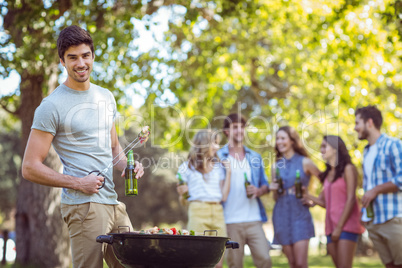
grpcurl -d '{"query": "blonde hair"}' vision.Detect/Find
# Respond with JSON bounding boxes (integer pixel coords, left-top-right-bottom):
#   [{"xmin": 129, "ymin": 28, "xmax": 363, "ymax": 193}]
[{"xmin": 188, "ymin": 129, "xmax": 221, "ymax": 174}]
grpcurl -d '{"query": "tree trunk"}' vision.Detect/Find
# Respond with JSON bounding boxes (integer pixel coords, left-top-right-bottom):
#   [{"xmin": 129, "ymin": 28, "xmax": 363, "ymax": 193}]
[
  {"xmin": 1, "ymin": 230, "xmax": 8, "ymax": 265},
  {"xmin": 15, "ymin": 72, "xmax": 70, "ymax": 267}
]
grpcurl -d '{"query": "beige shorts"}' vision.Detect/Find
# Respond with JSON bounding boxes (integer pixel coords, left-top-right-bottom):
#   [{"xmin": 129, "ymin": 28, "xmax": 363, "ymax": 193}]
[
  {"xmin": 226, "ymin": 221, "xmax": 272, "ymax": 268},
  {"xmin": 187, "ymin": 201, "xmax": 227, "ymax": 237},
  {"xmin": 61, "ymin": 202, "xmax": 133, "ymax": 268},
  {"xmin": 365, "ymin": 217, "xmax": 402, "ymax": 265}
]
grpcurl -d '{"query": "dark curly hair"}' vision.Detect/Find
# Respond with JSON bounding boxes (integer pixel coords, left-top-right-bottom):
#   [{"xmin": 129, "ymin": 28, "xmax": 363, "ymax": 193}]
[{"xmin": 319, "ymin": 135, "xmax": 352, "ymax": 183}]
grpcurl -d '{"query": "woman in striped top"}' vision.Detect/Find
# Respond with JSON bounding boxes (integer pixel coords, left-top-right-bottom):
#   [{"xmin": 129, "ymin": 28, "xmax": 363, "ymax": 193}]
[{"xmin": 176, "ymin": 129, "xmax": 231, "ymax": 268}]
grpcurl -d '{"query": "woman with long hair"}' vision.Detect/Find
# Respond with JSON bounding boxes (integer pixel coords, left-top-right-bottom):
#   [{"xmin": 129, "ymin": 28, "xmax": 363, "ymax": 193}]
[
  {"xmin": 270, "ymin": 126, "xmax": 320, "ymax": 268},
  {"xmin": 176, "ymin": 129, "xmax": 231, "ymax": 268},
  {"xmin": 303, "ymin": 135, "xmax": 364, "ymax": 268}
]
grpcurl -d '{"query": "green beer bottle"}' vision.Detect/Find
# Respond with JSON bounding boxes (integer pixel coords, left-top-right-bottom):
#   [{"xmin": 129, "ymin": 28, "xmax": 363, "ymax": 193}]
[
  {"xmin": 366, "ymin": 201, "xmax": 374, "ymax": 219},
  {"xmin": 125, "ymin": 150, "xmax": 138, "ymax": 196},
  {"xmin": 177, "ymin": 173, "xmax": 190, "ymax": 199},
  {"xmin": 276, "ymin": 167, "xmax": 284, "ymax": 195},
  {"xmin": 244, "ymin": 173, "xmax": 252, "ymax": 198},
  {"xmin": 295, "ymin": 169, "xmax": 302, "ymax": 199}
]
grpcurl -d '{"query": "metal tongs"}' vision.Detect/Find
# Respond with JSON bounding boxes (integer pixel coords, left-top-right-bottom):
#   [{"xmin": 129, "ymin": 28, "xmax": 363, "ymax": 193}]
[{"xmin": 89, "ymin": 126, "xmax": 150, "ymax": 189}]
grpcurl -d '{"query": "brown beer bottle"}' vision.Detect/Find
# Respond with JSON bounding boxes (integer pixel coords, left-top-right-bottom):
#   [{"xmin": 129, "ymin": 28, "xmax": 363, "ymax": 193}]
[
  {"xmin": 295, "ymin": 169, "xmax": 302, "ymax": 199},
  {"xmin": 244, "ymin": 173, "xmax": 252, "ymax": 198},
  {"xmin": 276, "ymin": 167, "xmax": 284, "ymax": 195},
  {"xmin": 366, "ymin": 201, "xmax": 374, "ymax": 219}
]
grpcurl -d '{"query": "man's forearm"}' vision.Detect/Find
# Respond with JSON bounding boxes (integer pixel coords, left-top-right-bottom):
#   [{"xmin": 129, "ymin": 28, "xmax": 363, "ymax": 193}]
[
  {"xmin": 258, "ymin": 185, "xmax": 269, "ymax": 197},
  {"xmin": 374, "ymin": 181, "xmax": 399, "ymax": 195},
  {"xmin": 22, "ymin": 160, "xmax": 78, "ymax": 190}
]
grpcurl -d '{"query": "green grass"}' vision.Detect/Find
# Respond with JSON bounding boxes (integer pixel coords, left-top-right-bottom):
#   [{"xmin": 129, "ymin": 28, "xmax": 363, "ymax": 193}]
[
  {"xmin": 3, "ymin": 253, "xmax": 383, "ymax": 268},
  {"xmin": 222, "ymin": 253, "xmax": 383, "ymax": 268}
]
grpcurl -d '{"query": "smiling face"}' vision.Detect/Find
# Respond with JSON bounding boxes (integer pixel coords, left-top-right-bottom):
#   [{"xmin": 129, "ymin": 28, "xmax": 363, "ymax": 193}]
[
  {"xmin": 275, "ymin": 130, "xmax": 294, "ymax": 155},
  {"xmin": 60, "ymin": 43, "xmax": 94, "ymax": 89},
  {"xmin": 320, "ymin": 139, "xmax": 337, "ymax": 162},
  {"xmin": 354, "ymin": 114, "xmax": 370, "ymax": 140},
  {"xmin": 226, "ymin": 122, "xmax": 245, "ymax": 145}
]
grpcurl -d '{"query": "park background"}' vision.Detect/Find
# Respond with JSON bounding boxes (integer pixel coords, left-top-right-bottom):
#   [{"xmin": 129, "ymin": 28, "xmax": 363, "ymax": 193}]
[{"xmin": 0, "ymin": 0, "xmax": 401, "ymax": 267}]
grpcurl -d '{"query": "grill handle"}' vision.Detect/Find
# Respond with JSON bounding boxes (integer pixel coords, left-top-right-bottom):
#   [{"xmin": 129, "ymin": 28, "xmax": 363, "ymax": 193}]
[
  {"xmin": 225, "ymin": 241, "xmax": 239, "ymax": 249},
  {"xmin": 96, "ymin": 235, "xmax": 114, "ymax": 244}
]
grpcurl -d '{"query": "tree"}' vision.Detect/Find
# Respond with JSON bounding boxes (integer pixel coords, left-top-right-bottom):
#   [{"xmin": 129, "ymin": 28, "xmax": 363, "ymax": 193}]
[
  {"xmin": 140, "ymin": 0, "xmax": 402, "ymax": 171},
  {"xmin": 0, "ymin": 110, "xmax": 20, "ymax": 230},
  {"xmin": 1, "ymin": 0, "xmax": 402, "ymax": 266},
  {"xmin": 0, "ymin": 0, "xmax": 163, "ymax": 266}
]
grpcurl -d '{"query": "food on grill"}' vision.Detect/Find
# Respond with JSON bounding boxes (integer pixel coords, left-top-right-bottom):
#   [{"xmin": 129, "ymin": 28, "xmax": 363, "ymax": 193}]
[{"xmin": 136, "ymin": 226, "xmax": 194, "ymax": 235}]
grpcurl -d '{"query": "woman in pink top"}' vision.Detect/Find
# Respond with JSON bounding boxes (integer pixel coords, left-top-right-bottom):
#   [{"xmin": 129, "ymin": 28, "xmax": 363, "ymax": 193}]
[{"xmin": 303, "ymin": 135, "xmax": 364, "ymax": 268}]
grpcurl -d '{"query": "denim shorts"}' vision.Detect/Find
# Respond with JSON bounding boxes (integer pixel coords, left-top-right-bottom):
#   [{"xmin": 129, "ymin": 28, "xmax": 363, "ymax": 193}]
[{"xmin": 326, "ymin": 231, "xmax": 359, "ymax": 244}]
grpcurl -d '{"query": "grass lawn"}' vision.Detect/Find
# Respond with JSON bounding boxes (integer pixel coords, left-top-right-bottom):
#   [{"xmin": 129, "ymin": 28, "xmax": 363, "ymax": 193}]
[
  {"xmin": 223, "ymin": 253, "xmax": 383, "ymax": 268},
  {"xmin": 4, "ymin": 253, "xmax": 383, "ymax": 267}
]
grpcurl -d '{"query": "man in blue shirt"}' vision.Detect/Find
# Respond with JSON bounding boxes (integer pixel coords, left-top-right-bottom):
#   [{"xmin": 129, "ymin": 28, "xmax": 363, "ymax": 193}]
[
  {"xmin": 354, "ymin": 105, "xmax": 402, "ymax": 268},
  {"xmin": 217, "ymin": 113, "xmax": 271, "ymax": 268}
]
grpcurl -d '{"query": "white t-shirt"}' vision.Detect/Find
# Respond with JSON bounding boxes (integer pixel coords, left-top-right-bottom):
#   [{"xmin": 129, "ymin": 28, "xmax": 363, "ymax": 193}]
[
  {"xmin": 178, "ymin": 162, "xmax": 225, "ymax": 202},
  {"xmin": 361, "ymin": 142, "xmax": 378, "ymax": 221},
  {"xmin": 223, "ymin": 155, "xmax": 261, "ymax": 224},
  {"xmin": 364, "ymin": 142, "xmax": 378, "ymax": 191}
]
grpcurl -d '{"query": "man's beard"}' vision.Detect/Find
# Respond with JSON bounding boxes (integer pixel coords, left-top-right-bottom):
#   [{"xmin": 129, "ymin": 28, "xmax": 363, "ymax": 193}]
[
  {"xmin": 358, "ymin": 127, "xmax": 369, "ymax": 140},
  {"xmin": 231, "ymin": 135, "xmax": 244, "ymax": 146}
]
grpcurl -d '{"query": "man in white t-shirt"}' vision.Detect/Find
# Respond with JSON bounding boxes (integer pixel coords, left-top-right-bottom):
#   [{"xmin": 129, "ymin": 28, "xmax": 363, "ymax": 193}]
[{"xmin": 217, "ymin": 113, "xmax": 272, "ymax": 268}]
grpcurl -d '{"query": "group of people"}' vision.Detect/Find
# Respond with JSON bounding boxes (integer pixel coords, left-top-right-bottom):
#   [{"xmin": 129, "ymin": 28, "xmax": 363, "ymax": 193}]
[
  {"xmin": 176, "ymin": 107, "xmax": 402, "ymax": 268},
  {"xmin": 177, "ymin": 114, "xmax": 271, "ymax": 268},
  {"xmin": 20, "ymin": 25, "xmax": 401, "ymax": 268}
]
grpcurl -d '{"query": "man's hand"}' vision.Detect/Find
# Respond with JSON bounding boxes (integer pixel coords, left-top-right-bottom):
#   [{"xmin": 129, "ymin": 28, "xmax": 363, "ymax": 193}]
[
  {"xmin": 246, "ymin": 184, "xmax": 260, "ymax": 199},
  {"xmin": 78, "ymin": 173, "xmax": 104, "ymax": 194},
  {"xmin": 362, "ymin": 188, "xmax": 377, "ymax": 208},
  {"xmin": 121, "ymin": 161, "xmax": 144, "ymax": 179},
  {"xmin": 134, "ymin": 161, "xmax": 144, "ymax": 178}
]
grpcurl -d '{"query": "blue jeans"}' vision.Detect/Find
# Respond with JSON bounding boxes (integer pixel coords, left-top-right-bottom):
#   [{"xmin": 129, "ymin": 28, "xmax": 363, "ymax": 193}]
[{"xmin": 326, "ymin": 231, "xmax": 359, "ymax": 244}]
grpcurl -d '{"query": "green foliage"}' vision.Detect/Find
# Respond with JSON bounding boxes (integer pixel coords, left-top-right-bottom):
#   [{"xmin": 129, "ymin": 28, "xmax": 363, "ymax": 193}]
[
  {"xmin": 0, "ymin": 0, "xmax": 402, "ymax": 255},
  {"xmin": 139, "ymin": 0, "xmax": 402, "ymax": 187},
  {"xmin": 2, "ymin": 0, "xmax": 401, "ymax": 157}
]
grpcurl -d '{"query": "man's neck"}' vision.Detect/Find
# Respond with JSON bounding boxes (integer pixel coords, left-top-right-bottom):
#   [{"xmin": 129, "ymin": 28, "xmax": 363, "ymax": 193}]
[
  {"xmin": 367, "ymin": 131, "xmax": 382, "ymax": 146},
  {"xmin": 64, "ymin": 79, "xmax": 90, "ymax": 91},
  {"xmin": 228, "ymin": 141, "xmax": 245, "ymax": 158}
]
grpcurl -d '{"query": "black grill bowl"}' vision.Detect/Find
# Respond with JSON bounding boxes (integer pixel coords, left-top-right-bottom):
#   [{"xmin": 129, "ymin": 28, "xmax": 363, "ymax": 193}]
[{"xmin": 97, "ymin": 233, "xmax": 239, "ymax": 268}]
